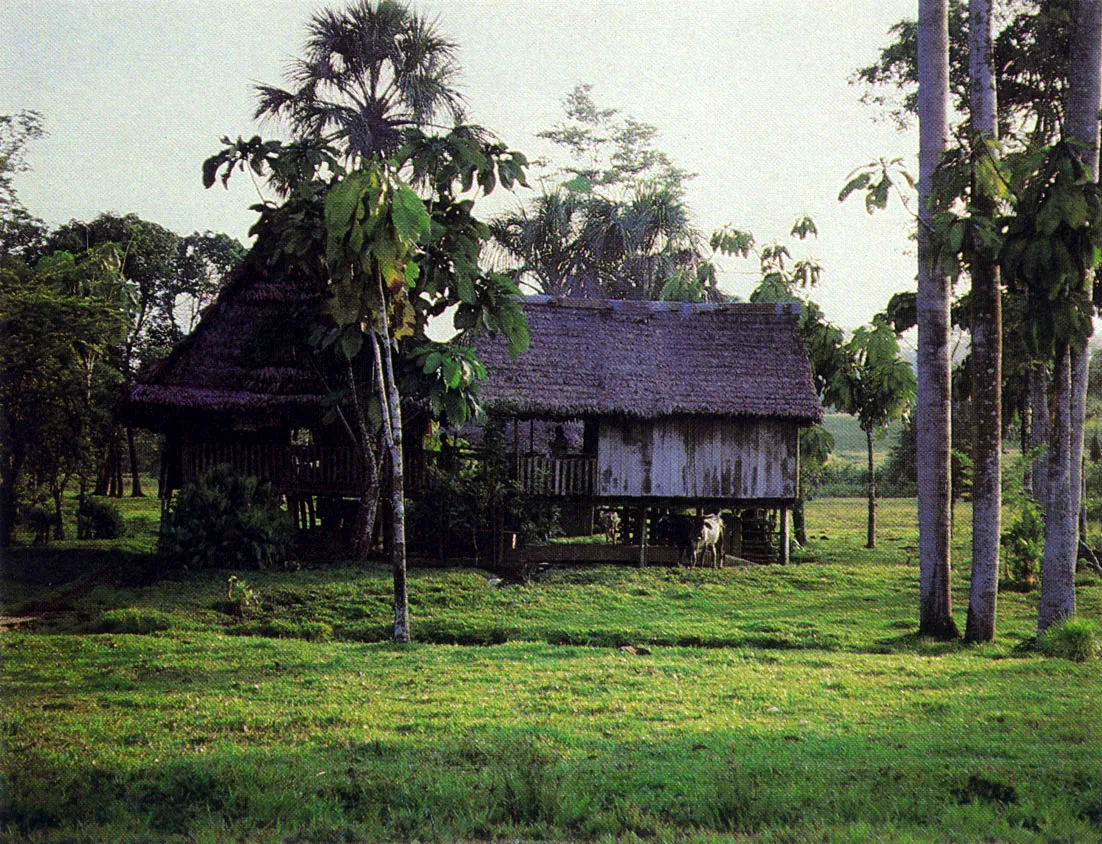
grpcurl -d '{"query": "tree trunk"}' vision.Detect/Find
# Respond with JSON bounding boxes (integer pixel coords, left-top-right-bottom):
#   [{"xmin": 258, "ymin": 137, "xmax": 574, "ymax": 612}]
[
  {"xmin": 1039, "ymin": 345, "xmax": 1077, "ymax": 632},
  {"xmin": 965, "ymin": 0, "xmax": 1001, "ymax": 643},
  {"xmin": 345, "ymin": 357, "xmax": 380, "ymax": 560},
  {"xmin": 51, "ymin": 476, "xmax": 67, "ymax": 540},
  {"xmin": 0, "ymin": 415, "xmax": 23, "ymax": 547},
  {"xmin": 126, "ymin": 426, "xmax": 144, "ymax": 497},
  {"xmin": 1038, "ymin": 0, "xmax": 1102, "ymax": 636},
  {"xmin": 916, "ymin": 0, "xmax": 960, "ymax": 638},
  {"xmin": 1029, "ymin": 363, "xmax": 1049, "ymax": 508},
  {"xmin": 372, "ymin": 327, "xmax": 409, "ymax": 645},
  {"xmin": 793, "ymin": 494, "xmax": 808, "ymax": 547},
  {"xmin": 866, "ymin": 427, "xmax": 876, "ymax": 549},
  {"xmin": 1020, "ymin": 390, "xmax": 1032, "ymax": 497}
]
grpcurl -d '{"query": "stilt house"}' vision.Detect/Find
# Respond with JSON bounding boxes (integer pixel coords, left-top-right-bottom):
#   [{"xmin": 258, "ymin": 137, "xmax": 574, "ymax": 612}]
[{"xmin": 468, "ymin": 296, "xmax": 823, "ymax": 562}]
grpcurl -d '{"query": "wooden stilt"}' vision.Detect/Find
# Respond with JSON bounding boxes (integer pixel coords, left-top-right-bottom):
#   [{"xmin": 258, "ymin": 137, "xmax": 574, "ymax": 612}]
[
  {"xmin": 779, "ymin": 506, "xmax": 790, "ymax": 565},
  {"xmin": 637, "ymin": 506, "xmax": 649, "ymax": 567}
]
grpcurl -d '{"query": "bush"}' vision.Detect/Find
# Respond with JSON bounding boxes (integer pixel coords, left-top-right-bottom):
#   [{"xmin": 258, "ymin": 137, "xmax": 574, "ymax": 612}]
[
  {"xmin": 1039, "ymin": 618, "xmax": 1099, "ymax": 662},
  {"xmin": 407, "ymin": 424, "xmax": 562, "ymax": 557},
  {"xmin": 77, "ymin": 497, "xmax": 125, "ymax": 540},
  {"xmin": 216, "ymin": 575, "xmax": 261, "ymax": 617},
  {"xmin": 159, "ymin": 464, "xmax": 293, "ymax": 569},
  {"xmin": 94, "ymin": 608, "xmax": 172, "ymax": 634},
  {"xmin": 1002, "ymin": 502, "xmax": 1043, "ymax": 589},
  {"xmin": 22, "ymin": 505, "xmax": 57, "ymax": 545}
]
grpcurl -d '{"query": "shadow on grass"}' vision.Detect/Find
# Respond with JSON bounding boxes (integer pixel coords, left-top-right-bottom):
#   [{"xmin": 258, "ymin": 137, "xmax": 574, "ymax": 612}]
[{"xmin": 4, "ymin": 723, "xmax": 1099, "ymax": 842}]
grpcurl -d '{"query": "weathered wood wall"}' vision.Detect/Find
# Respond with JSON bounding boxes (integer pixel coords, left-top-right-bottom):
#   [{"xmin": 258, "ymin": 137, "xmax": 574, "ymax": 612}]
[{"xmin": 596, "ymin": 417, "xmax": 798, "ymax": 500}]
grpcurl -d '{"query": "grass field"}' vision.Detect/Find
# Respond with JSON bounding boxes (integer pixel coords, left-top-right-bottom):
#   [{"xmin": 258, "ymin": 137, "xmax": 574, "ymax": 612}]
[
  {"xmin": 820, "ymin": 413, "xmax": 905, "ymax": 466},
  {"xmin": 2, "ymin": 498, "xmax": 1101, "ymax": 842}
]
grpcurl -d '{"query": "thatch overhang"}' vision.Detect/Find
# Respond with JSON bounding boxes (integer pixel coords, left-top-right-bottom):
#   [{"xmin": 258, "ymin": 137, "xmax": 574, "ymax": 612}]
[
  {"xmin": 126, "ymin": 258, "xmax": 330, "ymax": 433},
  {"xmin": 470, "ymin": 297, "xmax": 823, "ymax": 424}
]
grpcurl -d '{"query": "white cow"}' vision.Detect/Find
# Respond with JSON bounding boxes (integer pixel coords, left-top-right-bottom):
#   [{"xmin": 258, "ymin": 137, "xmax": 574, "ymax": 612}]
[{"xmin": 692, "ymin": 514, "xmax": 724, "ymax": 568}]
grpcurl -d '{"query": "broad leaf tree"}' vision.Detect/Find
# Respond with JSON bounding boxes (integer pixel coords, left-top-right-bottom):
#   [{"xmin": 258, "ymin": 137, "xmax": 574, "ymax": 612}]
[
  {"xmin": 742, "ymin": 218, "xmax": 844, "ymax": 541},
  {"xmin": 1, "ymin": 249, "xmax": 125, "ymax": 545},
  {"xmin": 209, "ymin": 0, "xmax": 530, "ymax": 642},
  {"xmin": 830, "ymin": 317, "xmax": 916, "ymax": 549}
]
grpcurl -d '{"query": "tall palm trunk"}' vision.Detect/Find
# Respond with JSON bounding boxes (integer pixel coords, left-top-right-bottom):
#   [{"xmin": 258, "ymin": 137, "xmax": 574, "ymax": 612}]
[
  {"xmin": 917, "ymin": 0, "xmax": 960, "ymax": 638},
  {"xmin": 1040, "ymin": 346, "xmax": 1077, "ymax": 630},
  {"xmin": 1038, "ymin": 0, "xmax": 1102, "ymax": 635},
  {"xmin": 1029, "ymin": 363, "xmax": 1048, "ymax": 507},
  {"xmin": 965, "ymin": 0, "xmax": 1001, "ymax": 643},
  {"xmin": 866, "ymin": 427, "xmax": 876, "ymax": 549}
]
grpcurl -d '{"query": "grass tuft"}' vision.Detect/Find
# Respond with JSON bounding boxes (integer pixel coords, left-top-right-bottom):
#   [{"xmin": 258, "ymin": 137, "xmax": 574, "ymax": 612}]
[
  {"xmin": 92, "ymin": 607, "xmax": 173, "ymax": 634},
  {"xmin": 1039, "ymin": 617, "xmax": 1100, "ymax": 662}
]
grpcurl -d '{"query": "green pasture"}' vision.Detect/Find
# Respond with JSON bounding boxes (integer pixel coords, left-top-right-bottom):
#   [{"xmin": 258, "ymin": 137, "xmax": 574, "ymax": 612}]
[
  {"xmin": 820, "ymin": 412, "xmax": 905, "ymax": 465},
  {"xmin": 2, "ymin": 498, "xmax": 1101, "ymax": 843}
]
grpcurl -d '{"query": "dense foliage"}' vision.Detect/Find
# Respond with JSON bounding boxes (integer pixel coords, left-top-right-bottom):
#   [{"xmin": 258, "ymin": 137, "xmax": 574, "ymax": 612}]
[{"xmin": 159, "ymin": 465, "xmax": 294, "ymax": 570}]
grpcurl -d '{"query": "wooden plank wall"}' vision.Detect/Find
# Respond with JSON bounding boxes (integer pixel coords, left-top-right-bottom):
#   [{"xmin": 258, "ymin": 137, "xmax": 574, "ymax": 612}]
[{"xmin": 596, "ymin": 417, "xmax": 797, "ymax": 499}]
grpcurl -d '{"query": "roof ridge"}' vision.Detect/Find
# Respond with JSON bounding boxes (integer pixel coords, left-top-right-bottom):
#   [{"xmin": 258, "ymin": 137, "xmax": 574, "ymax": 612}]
[{"xmin": 522, "ymin": 296, "xmax": 801, "ymax": 316}]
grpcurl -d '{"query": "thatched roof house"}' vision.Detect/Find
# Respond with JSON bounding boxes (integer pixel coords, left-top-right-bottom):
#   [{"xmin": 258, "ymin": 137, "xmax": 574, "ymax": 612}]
[
  {"xmin": 470, "ymin": 297, "xmax": 822, "ymax": 506},
  {"xmin": 471, "ymin": 297, "xmax": 821, "ymax": 424},
  {"xmin": 127, "ymin": 251, "xmax": 329, "ymax": 432}
]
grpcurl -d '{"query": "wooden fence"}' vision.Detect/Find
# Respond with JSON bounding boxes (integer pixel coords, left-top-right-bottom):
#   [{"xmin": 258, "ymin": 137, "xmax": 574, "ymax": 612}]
[
  {"xmin": 180, "ymin": 443, "xmax": 364, "ymax": 496},
  {"xmin": 515, "ymin": 455, "xmax": 596, "ymax": 497}
]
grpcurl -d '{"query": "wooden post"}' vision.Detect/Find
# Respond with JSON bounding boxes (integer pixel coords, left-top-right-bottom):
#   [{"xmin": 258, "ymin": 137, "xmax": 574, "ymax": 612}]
[
  {"xmin": 779, "ymin": 506, "xmax": 790, "ymax": 565},
  {"xmin": 513, "ymin": 418, "xmax": 520, "ymax": 478},
  {"xmin": 638, "ymin": 506, "xmax": 649, "ymax": 567}
]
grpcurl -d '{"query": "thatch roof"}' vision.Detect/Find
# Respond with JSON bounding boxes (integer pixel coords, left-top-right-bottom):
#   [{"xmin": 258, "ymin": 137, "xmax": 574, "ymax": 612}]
[
  {"xmin": 470, "ymin": 297, "xmax": 822, "ymax": 423},
  {"xmin": 127, "ymin": 258, "xmax": 328, "ymax": 430}
]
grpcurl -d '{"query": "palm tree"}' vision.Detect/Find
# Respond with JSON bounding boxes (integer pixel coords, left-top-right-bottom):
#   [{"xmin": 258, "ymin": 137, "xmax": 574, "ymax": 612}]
[
  {"xmin": 965, "ymin": 0, "xmax": 1002, "ymax": 643},
  {"xmin": 492, "ymin": 185, "xmax": 707, "ymax": 301},
  {"xmin": 489, "ymin": 190, "xmax": 592, "ymax": 296},
  {"xmin": 917, "ymin": 0, "xmax": 960, "ymax": 638},
  {"xmin": 254, "ymin": 0, "xmax": 465, "ymax": 162},
  {"xmin": 1038, "ymin": 0, "xmax": 1102, "ymax": 635}
]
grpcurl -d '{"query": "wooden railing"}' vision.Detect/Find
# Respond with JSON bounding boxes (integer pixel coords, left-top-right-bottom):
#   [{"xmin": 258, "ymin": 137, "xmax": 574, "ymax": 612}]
[
  {"xmin": 180, "ymin": 443, "xmax": 364, "ymax": 496},
  {"xmin": 515, "ymin": 455, "xmax": 596, "ymax": 497}
]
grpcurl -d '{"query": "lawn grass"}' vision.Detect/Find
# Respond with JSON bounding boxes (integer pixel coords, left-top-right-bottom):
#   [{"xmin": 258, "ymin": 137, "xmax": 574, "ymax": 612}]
[{"xmin": 2, "ymin": 498, "xmax": 1101, "ymax": 842}]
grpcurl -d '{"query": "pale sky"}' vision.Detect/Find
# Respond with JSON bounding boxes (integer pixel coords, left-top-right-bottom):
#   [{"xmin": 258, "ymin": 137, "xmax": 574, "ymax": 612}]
[{"xmin": 2, "ymin": 0, "xmax": 919, "ymax": 331}]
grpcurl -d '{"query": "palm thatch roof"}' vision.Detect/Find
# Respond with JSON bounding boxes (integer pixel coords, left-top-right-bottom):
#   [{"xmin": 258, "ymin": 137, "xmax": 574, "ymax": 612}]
[
  {"xmin": 470, "ymin": 297, "xmax": 822, "ymax": 423},
  {"xmin": 127, "ymin": 257, "xmax": 328, "ymax": 431}
]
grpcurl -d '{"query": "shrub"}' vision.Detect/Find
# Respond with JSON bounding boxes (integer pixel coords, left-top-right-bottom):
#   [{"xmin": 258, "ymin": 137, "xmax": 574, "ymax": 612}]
[
  {"xmin": 77, "ymin": 497, "xmax": 125, "ymax": 540},
  {"xmin": 407, "ymin": 424, "xmax": 562, "ymax": 557},
  {"xmin": 22, "ymin": 505, "xmax": 57, "ymax": 545},
  {"xmin": 94, "ymin": 608, "xmax": 172, "ymax": 634},
  {"xmin": 1004, "ymin": 504, "xmax": 1041, "ymax": 581},
  {"xmin": 1039, "ymin": 618, "xmax": 1099, "ymax": 662},
  {"xmin": 159, "ymin": 464, "xmax": 293, "ymax": 569},
  {"xmin": 218, "ymin": 575, "xmax": 261, "ymax": 617},
  {"xmin": 1002, "ymin": 502, "xmax": 1044, "ymax": 589}
]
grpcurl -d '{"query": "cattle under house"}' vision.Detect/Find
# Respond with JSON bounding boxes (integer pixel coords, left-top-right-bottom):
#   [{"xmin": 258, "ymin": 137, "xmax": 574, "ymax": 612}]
[{"xmin": 467, "ymin": 296, "xmax": 823, "ymax": 566}]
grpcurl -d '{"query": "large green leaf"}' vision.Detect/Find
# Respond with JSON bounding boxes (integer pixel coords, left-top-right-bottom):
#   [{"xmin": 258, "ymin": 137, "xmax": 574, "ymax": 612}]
[{"xmin": 391, "ymin": 186, "xmax": 431, "ymax": 243}]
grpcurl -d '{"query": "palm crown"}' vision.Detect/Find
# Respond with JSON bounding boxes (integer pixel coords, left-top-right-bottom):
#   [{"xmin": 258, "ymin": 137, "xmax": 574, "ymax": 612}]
[{"xmin": 255, "ymin": 0, "xmax": 466, "ymax": 162}]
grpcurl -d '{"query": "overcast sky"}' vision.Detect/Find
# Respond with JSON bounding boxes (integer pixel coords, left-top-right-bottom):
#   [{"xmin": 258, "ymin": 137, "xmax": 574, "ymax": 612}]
[{"xmin": 3, "ymin": 0, "xmax": 919, "ymax": 331}]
